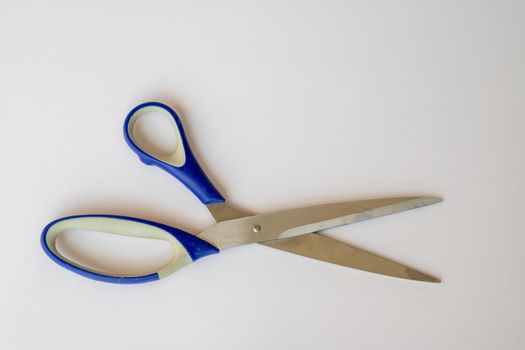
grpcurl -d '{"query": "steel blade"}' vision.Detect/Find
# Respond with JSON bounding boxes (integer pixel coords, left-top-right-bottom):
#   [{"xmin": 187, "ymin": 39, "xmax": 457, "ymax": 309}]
[
  {"xmin": 263, "ymin": 233, "xmax": 440, "ymax": 282},
  {"xmin": 206, "ymin": 202, "xmax": 250, "ymax": 222},
  {"xmin": 199, "ymin": 197, "xmax": 441, "ymax": 249}
]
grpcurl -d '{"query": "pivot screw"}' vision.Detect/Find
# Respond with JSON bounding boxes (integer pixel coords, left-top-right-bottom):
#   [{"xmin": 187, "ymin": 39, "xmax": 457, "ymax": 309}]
[{"xmin": 252, "ymin": 224, "xmax": 261, "ymax": 233}]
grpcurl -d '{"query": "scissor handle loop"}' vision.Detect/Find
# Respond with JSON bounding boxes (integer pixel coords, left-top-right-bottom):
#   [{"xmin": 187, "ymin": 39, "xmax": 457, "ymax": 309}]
[
  {"xmin": 41, "ymin": 214, "xmax": 218, "ymax": 284},
  {"xmin": 124, "ymin": 102, "xmax": 224, "ymax": 204}
]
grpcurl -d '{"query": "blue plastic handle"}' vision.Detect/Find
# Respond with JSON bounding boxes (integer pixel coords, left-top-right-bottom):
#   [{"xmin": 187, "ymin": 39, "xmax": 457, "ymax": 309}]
[
  {"xmin": 41, "ymin": 214, "xmax": 219, "ymax": 284},
  {"xmin": 124, "ymin": 102, "xmax": 225, "ymax": 205}
]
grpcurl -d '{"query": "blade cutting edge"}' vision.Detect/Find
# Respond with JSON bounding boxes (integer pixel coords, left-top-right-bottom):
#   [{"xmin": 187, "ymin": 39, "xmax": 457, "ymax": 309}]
[
  {"xmin": 263, "ymin": 233, "xmax": 440, "ymax": 283},
  {"xmin": 199, "ymin": 196, "xmax": 441, "ymax": 249}
]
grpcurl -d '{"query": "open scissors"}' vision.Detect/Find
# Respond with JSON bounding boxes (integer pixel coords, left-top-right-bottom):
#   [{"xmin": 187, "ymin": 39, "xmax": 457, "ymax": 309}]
[{"xmin": 41, "ymin": 102, "xmax": 442, "ymax": 284}]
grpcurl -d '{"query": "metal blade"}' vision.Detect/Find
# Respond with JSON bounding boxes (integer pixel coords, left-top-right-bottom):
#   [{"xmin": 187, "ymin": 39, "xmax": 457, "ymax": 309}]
[
  {"xmin": 205, "ymin": 199, "xmax": 441, "ymax": 282},
  {"xmin": 199, "ymin": 197, "xmax": 441, "ymax": 249},
  {"xmin": 206, "ymin": 202, "xmax": 250, "ymax": 222},
  {"xmin": 263, "ymin": 233, "xmax": 440, "ymax": 283}
]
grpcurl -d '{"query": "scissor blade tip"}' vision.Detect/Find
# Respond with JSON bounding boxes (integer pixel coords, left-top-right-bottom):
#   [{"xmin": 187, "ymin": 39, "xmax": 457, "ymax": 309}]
[
  {"xmin": 420, "ymin": 275, "xmax": 441, "ymax": 283},
  {"xmin": 405, "ymin": 267, "xmax": 441, "ymax": 283},
  {"xmin": 415, "ymin": 196, "xmax": 443, "ymax": 206}
]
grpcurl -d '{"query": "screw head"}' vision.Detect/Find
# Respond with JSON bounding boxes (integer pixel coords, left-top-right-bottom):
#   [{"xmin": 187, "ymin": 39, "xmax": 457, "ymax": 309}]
[{"xmin": 252, "ymin": 224, "xmax": 261, "ymax": 233}]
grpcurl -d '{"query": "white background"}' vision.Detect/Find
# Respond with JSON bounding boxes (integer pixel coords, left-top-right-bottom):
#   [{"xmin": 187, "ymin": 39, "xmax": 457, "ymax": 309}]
[{"xmin": 1, "ymin": 1, "xmax": 524, "ymax": 349}]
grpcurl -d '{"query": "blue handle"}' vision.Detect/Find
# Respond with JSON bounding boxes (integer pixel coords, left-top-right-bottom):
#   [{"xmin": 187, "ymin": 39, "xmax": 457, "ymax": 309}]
[
  {"xmin": 124, "ymin": 102, "xmax": 225, "ymax": 205},
  {"xmin": 41, "ymin": 214, "xmax": 219, "ymax": 284}
]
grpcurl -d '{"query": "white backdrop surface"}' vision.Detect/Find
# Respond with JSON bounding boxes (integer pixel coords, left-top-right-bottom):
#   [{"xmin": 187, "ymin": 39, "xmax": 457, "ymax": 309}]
[{"xmin": 1, "ymin": 1, "xmax": 524, "ymax": 349}]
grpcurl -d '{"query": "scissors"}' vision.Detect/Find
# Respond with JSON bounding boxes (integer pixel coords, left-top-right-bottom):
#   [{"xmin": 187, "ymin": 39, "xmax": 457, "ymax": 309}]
[{"xmin": 41, "ymin": 101, "xmax": 442, "ymax": 284}]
